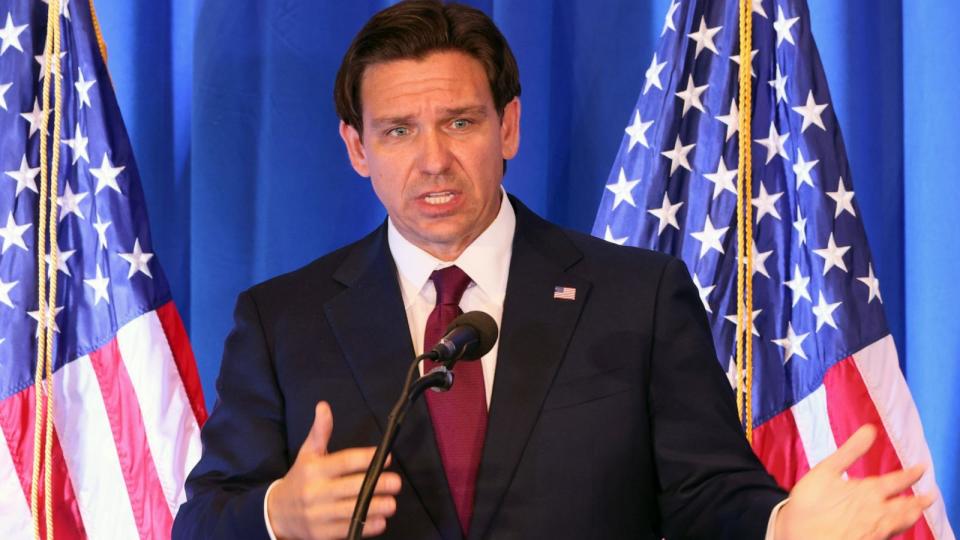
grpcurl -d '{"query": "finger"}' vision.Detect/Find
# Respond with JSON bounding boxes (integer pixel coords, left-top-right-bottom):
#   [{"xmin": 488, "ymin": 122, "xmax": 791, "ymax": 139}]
[
  {"xmin": 325, "ymin": 472, "xmax": 403, "ymax": 500},
  {"xmin": 315, "ymin": 517, "xmax": 388, "ymax": 539},
  {"xmin": 317, "ymin": 447, "xmax": 379, "ymax": 477},
  {"xmin": 876, "ymin": 465, "xmax": 926, "ymax": 497},
  {"xmin": 820, "ymin": 424, "xmax": 876, "ymax": 475},
  {"xmin": 304, "ymin": 401, "xmax": 334, "ymax": 456},
  {"xmin": 360, "ymin": 516, "xmax": 388, "ymax": 537},
  {"xmin": 874, "ymin": 494, "xmax": 931, "ymax": 537},
  {"xmin": 325, "ymin": 495, "xmax": 397, "ymax": 521}
]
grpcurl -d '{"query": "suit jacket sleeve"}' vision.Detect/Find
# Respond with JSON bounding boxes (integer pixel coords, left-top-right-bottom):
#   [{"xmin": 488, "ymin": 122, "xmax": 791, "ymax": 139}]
[
  {"xmin": 650, "ymin": 257, "xmax": 787, "ymax": 539},
  {"xmin": 172, "ymin": 291, "xmax": 288, "ymax": 540}
]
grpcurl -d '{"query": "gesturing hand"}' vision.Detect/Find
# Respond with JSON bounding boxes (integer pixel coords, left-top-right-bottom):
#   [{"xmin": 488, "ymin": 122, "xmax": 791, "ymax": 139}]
[
  {"xmin": 266, "ymin": 401, "xmax": 402, "ymax": 540},
  {"xmin": 776, "ymin": 424, "xmax": 934, "ymax": 540}
]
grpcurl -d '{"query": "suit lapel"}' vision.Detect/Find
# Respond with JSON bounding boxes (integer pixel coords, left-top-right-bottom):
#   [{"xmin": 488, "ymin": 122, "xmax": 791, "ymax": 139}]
[
  {"xmin": 324, "ymin": 226, "xmax": 462, "ymax": 540},
  {"xmin": 468, "ymin": 199, "xmax": 591, "ymax": 539}
]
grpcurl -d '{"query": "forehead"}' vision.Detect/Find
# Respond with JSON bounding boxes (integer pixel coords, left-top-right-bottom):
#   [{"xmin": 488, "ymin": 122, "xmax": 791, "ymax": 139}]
[{"xmin": 359, "ymin": 51, "xmax": 493, "ymax": 116}]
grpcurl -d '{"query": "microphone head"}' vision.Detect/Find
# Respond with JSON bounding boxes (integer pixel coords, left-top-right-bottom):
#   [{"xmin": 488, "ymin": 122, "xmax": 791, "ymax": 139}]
[{"xmin": 445, "ymin": 311, "xmax": 499, "ymax": 360}]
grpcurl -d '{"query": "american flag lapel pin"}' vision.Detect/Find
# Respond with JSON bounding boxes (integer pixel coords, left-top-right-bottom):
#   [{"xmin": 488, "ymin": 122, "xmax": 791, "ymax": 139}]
[{"xmin": 553, "ymin": 285, "xmax": 576, "ymax": 301}]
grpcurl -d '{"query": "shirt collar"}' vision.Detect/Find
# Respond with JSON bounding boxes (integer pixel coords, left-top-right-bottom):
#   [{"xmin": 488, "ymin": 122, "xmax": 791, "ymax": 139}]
[{"xmin": 388, "ymin": 187, "xmax": 515, "ymax": 305}]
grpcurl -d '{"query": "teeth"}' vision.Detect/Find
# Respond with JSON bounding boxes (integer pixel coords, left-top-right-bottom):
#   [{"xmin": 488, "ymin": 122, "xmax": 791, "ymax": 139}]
[{"xmin": 424, "ymin": 192, "xmax": 454, "ymax": 205}]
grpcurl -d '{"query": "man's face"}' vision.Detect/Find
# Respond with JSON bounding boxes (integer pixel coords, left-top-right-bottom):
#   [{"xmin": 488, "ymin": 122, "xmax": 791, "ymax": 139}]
[{"xmin": 339, "ymin": 50, "xmax": 520, "ymax": 261}]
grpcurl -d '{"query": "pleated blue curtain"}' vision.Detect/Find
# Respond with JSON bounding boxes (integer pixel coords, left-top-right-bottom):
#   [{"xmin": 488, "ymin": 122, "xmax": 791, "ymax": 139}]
[{"xmin": 93, "ymin": 0, "xmax": 959, "ymax": 525}]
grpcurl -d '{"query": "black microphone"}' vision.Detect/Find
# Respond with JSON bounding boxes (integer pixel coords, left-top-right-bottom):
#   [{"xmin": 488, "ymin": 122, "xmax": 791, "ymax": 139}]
[
  {"xmin": 429, "ymin": 311, "xmax": 499, "ymax": 366},
  {"xmin": 347, "ymin": 311, "xmax": 498, "ymax": 540}
]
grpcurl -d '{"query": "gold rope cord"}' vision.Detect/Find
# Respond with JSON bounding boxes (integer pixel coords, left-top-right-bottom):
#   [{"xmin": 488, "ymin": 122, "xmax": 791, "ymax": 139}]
[
  {"xmin": 736, "ymin": 0, "xmax": 755, "ymax": 443},
  {"xmin": 31, "ymin": 1, "xmax": 65, "ymax": 538}
]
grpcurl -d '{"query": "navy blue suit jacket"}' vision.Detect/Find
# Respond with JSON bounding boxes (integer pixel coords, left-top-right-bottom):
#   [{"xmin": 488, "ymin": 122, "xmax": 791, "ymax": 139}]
[{"xmin": 173, "ymin": 196, "xmax": 786, "ymax": 539}]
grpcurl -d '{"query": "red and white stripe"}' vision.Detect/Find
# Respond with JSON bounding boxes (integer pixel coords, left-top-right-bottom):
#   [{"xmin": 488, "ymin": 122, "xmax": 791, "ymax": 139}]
[
  {"xmin": 753, "ymin": 335, "xmax": 955, "ymax": 540},
  {"xmin": 0, "ymin": 302, "xmax": 206, "ymax": 539}
]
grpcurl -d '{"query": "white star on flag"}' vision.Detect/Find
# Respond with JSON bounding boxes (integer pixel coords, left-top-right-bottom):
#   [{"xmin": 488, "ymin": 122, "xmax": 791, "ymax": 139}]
[
  {"xmin": 793, "ymin": 206, "xmax": 808, "ymax": 246},
  {"xmin": 772, "ymin": 322, "xmax": 809, "ymax": 363},
  {"xmin": 857, "ymin": 264, "xmax": 883, "ymax": 304},
  {"xmin": 743, "ymin": 242, "xmax": 774, "ymax": 279},
  {"xmin": 606, "ymin": 168, "xmax": 641, "ymax": 210},
  {"xmin": 690, "ymin": 215, "xmax": 729, "ymax": 258},
  {"xmin": 90, "ymin": 153, "xmax": 126, "ymax": 194},
  {"xmin": 20, "ymin": 98, "xmax": 47, "ymax": 138},
  {"xmin": 661, "ymin": 134, "xmax": 696, "ymax": 175},
  {"xmin": 0, "ymin": 12, "xmax": 28, "ymax": 56},
  {"xmin": 624, "ymin": 110, "xmax": 653, "ymax": 151},
  {"xmin": 812, "ymin": 291, "xmax": 842, "ymax": 331},
  {"xmin": 57, "ymin": 183, "xmax": 89, "ymax": 221},
  {"xmin": 34, "ymin": 51, "xmax": 67, "ymax": 82},
  {"xmin": 783, "ymin": 264, "xmax": 812, "ymax": 306},
  {"xmin": 661, "ymin": 0, "xmax": 680, "ymax": 36},
  {"xmin": 62, "ymin": 122, "xmax": 91, "ymax": 164},
  {"xmin": 119, "ymin": 238, "xmax": 155, "ymax": 279},
  {"xmin": 813, "ymin": 232, "xmax": 851, "ymax": 275},
  {"xmin": 28, "ymin": 304, "xmax": 64, "ymax": 336},
  {"xmin": 603, "ymin": 225, "xmax": 627, "ymax": 246},
  {"xmin": 0, "ymin": 211, "xmax": 31, "ymax": 253},
  {"xmin": 647, "ymin": 192, "xmax": 684, "ymax": 235},
  {"xmin": 792, "ymin": 149, "xmax": 818, "ymax": 189},
  {"xmin": 74, "ymin": 66, "xmax": 97, "ymax": 109},
  {"xmin": 755, "ymin": 121, "xmax": 790, "ymax": 164},
  {"xmin": 752, "ymin": 181, "xmax": 784, "ymax": 224},
  {"xmin": 643, "ymin": 53, "xmax": 668, "ymax": 95},
  {"xmin": 675, "ymin": 75, "xmax": 709, "ymax": 117},
  {"xmin": 725, "ymin": 307, "xmax": 763, "ymax": 337},
  {"xmin": 768, "ymin": 64, "xmax": 789, "ymax": 103},
  {"xmin": 704, "ymin": 157, "xmax": 738, "ymax": 199},
  {"xmin": 726, "ymin": 356, "xmax": 747, "ymax": 391},
  {"xmin": 45, "ymin": 246, "xmax": 77, "ymax": 278},
  {"xmin": 84, "ymin": 265, "xmax": 111, "ymax": 306},
  {"xmin": 792, "ymin": 90, "xmax": 829, "ymax": 132},
  {"xmin": 715, "ymin": 99, "xmax": 739, "ymax": 142},
  {"xmin": 93, "ymin": 214, "xmax": 111, "ymax": 249},
  {"xmin": 0, "ymin": 80, "xmax": 11, "ymax": 110},
  {"xmin": 687, "ymin": 16, "xmax": 722, "ymax": 58},
  {"xmin": 752, "ymin": 0, "xmax": 768, "ymax": 18},
  {"xmin": 692, "ymin": 274, "xmax": 715, "ymax": 314},
  {"xmin": 773, "ymin": 5, "xmax": 800, "ymax": 47},
  {"xmin": 827, "ymin": 177, "xmax": 856, "ymax": 218},
  {"xmin": 5, "ymin": 154, "xmax": 40, "ymax": 196},
  {"xmin": 0, "ymin": 277, "xmax": 17, "ymax": 308}
]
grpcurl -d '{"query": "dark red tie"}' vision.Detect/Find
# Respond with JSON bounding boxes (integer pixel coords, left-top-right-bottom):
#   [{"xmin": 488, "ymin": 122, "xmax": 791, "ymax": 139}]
[{"xmin": 423, "ymin": 266, "xmax": 488, "ymax": 536}]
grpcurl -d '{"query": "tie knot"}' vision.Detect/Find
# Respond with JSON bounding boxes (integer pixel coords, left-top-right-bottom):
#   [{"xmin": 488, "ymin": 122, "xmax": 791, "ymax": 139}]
[{"xmin": 431, "ymin": 265, "xmax": 472, "ymax": 307}]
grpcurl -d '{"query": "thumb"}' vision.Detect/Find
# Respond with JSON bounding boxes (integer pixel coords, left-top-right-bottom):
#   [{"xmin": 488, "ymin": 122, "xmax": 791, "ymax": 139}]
[
  {"xmin": 821, "ymin": 423, "xmax": 877, "ymax": 475},
  {"xmin": 303, "ymin": 401, "xmax": 333, "ymax": 456}
]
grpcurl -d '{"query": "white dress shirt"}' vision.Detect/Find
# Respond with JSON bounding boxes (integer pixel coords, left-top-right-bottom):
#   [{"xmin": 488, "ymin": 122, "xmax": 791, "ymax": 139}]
[
  {"xmin": 387, "ymin": 188, "xmax": 515, "ymax": 406},
  {"xmin": 264, "ymin": 189, "xmax": 785, "ymax": 537}
]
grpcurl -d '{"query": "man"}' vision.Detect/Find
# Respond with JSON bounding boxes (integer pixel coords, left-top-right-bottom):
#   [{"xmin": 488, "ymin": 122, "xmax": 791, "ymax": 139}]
[{"xmin": 173, "ymin": 2, "xmax": 933, "ymax": 539}]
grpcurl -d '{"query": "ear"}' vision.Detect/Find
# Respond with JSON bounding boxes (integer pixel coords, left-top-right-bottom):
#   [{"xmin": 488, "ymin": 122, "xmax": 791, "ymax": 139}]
[
  {"xmin": 500, "ymin": 97, "xmax": 521, "ymax": 160},
  {"xmin": 339, "ymin": 120, "xmax": 370, "ymax": 177}
]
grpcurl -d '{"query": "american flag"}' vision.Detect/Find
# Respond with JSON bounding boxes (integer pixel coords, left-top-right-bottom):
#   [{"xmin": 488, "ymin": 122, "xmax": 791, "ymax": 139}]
[
  {"xmin": 593, "ymin": 0, "xmax": 954, "ymax": 537},
  {"xmin": 553, "ymin": 286, "xmax": 576, "ymax": 301},
  {"xmin": 0, "ymin": 1, "xmax": 206, "ymax": 538}
]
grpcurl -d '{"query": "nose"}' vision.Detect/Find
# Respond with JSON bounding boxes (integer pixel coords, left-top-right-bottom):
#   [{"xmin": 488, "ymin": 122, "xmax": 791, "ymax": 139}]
[{"xmin": 416, "ymin": 127, "xmax": 453, "ymax": 176}]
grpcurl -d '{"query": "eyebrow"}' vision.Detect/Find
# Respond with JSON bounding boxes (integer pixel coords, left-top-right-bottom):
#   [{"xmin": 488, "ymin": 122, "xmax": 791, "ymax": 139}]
[{"xmin": 369, "ymin": 105, "xmax": 489, "ymax": 128}]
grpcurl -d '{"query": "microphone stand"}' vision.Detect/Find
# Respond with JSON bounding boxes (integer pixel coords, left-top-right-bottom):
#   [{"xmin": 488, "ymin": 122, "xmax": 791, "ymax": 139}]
[{"xmin": 347, "ymin": 353, "xmax": 453, "ymax": 540}]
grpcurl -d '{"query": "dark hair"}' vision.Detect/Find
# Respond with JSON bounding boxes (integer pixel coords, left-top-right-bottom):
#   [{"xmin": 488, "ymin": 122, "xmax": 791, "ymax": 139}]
[{"xmin": 334, "ymin": 0, "xmax": 521, "ymax": 136}]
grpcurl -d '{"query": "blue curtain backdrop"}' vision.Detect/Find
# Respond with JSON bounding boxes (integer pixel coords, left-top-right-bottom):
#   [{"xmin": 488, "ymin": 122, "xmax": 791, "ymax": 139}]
[{"xmin": 93, "ymin": 0, "xmax": 958, "ymax": 526}]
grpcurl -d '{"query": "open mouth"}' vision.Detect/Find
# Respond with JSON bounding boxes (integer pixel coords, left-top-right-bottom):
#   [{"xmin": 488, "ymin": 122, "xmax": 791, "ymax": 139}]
[{"xmin": 423, "ymin": 191, "xmax": 456, "ymax": 205}]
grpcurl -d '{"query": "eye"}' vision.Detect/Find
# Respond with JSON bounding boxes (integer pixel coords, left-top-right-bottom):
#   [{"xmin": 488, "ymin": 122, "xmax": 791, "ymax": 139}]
[
  {"xmin": 451, "ymin": 118, "xmax": 472, "ymax": 130},
  {"xmin": 386, "ymin": 126, "xmax": 410, "ymax": 137}
]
